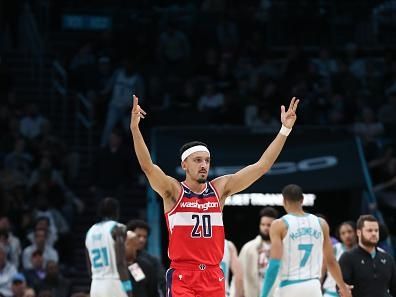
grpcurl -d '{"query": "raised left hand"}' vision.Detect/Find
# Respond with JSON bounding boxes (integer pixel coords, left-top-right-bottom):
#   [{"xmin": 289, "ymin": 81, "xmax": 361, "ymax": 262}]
[{"xmin": 281, "ymin": 97, "xmax": 300, "ymax": 129}]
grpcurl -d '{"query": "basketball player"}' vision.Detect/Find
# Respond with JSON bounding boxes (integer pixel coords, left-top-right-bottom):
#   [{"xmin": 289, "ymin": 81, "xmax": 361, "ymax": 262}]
[
  {"xmin": 260, "ymin": 184, "xmax": 352, "ymax": 297},
  {"xmin": 85, "ymin": 197, "xmax": 132, "ymax": 297},
  {"xmin": 130, "ymin": 95, "xmax": 299, "ymax": 297},
  {"xmin": 221, "ymin": 239, "xmax": 243, "ymax": 297},
  {"xmin": 322, "ymin": 221, "xmax": 356, "ymax": 297}
]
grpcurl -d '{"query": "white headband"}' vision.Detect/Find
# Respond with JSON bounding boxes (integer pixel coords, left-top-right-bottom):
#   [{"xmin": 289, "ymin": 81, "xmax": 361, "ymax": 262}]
[{"xmin": 181, "ymin": 145, "xmax": 210, "ymax": 161}]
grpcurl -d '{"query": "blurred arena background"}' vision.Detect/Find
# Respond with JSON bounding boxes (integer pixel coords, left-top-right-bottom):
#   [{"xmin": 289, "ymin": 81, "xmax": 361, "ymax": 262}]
[{"xmin": 0, "ymin": 0, "xmax": 395, "ymax": 295}]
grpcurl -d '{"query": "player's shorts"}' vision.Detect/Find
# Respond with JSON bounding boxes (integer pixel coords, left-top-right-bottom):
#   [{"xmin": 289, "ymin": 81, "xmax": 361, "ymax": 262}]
[
  {"xmin": 166, "ymin": 263, "xmax": 225, "ymax": 297},
  {"xmin": 277, "ymin": 278, "xmax": 322, "ymax": 297},
  {"xmin": 323, "ymin": 289, "xmax": 339, "ymax": 297},
  {"xmin": 90, "ymin": 279, "xmax": 128, "ymax": 297}
]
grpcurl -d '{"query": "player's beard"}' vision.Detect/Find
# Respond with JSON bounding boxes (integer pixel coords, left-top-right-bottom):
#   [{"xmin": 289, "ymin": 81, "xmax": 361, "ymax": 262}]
[
  {"xmin": 197, "ymin": 177, "xmax": 207, "ymax": 184},
  {"xmin": 260, "ymin": 232, "xmax": 270, "ymax": 241}
]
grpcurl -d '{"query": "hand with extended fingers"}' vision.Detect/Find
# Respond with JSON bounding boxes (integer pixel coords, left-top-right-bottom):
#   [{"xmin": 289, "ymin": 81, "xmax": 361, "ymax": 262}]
[
  {"xmin": 130, "ymin": 95, "xmax": 147, "ymax": 130},
  {"xmin": 281, "ymin": 97, "xmax": 300, "ymax": 129}
]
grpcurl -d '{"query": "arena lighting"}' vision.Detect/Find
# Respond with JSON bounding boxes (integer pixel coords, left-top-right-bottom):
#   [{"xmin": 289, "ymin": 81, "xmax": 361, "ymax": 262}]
[{"xmin": 225, "ymin": 193, "xmax": 316, "ymax": 206}]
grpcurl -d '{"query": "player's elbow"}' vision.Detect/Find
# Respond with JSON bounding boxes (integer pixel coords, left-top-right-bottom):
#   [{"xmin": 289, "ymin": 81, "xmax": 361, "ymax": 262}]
[
  {"xmin": 326, "ymin": 256, "xmax": 338, "ymax": 269},
  {"xmin": 140, "ymin": 162, "xmax": 154, "ymax": 174},
  {"xmin": 256, "ymin": 160, "xmax": 271, "ymax": 175}
]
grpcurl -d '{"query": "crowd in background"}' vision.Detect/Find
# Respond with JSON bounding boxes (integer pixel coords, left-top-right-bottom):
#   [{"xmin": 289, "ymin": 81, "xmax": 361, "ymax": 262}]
[{"xmin": 0, "ymin": 0, "xmax": 396, "ymax": 296}]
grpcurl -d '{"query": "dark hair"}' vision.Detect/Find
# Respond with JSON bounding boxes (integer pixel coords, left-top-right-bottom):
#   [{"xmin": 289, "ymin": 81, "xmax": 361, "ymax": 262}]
[
  {"xmin": 32, "ymin": 250, "xmax": 43, "ymax": 257},
  {"xmin": 335, "ymin": 221, "xmax": 356, "ymax": 239},
  {"xmin": 282, "ymin": 184, "xmax": 304, "ymax": 202},
  {"xmin": 98, "ymin": 197, "xmax": 120, "ymax": 221},
  {"xmin": 259, "ymin": 207, "xmax": 278, "ymax": 220},
  {"xmin": 356, "ymin": 214, "xmax": 378, "ymax": 230},
  {"xmin": 35, "ymin": 216, "xmax": 50, "ymax": 227},
  {"xmin": 179, "ymin": 141, "xmax": 208, "ymax": 160},
  {"xmin": 126, "ymin": 219, "xmax": 150, "ymax": 234}
]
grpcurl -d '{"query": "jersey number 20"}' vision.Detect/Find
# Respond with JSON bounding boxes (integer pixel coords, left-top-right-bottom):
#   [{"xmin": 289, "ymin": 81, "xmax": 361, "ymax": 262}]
[
  {"xmin": 191, "ymin": 214, "xmax": 212, "ymax": 238},
  {"xmin": 91, "ymin": 247, "xmax": 109, "ymax": 268},
  {"xmin": 298, "ymin": 243, "xmax": 313, "ymax": 267}
]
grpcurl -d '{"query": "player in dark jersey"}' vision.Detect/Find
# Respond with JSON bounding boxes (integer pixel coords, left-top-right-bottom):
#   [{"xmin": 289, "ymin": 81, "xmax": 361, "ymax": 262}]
[{"xmin": 130, "ymin": 95, "xmax": 299, "ymax": 297}]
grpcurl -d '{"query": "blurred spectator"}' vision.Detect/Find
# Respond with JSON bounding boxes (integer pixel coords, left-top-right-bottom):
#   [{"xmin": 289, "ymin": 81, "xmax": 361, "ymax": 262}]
[
  {"xmin": 282, "ymin": 46, "xmax": 309, "ymax": 84},
  {"xmin": 100, "ymin": 58, "xmax": 145, "ymax": 147},
  {"xmin": 37, "ymin": 261, "xmax": 70, "ymax": 297},
  {"xmin": 327, "ymin": 93, "xmax": 347, "ymax": 125},
  {"xmin": 10, "ymin": 273, "xmax": 27, "ymax": 297},
  {"xmin": 0, "ymin": 244, "xmax": 17, "ymax": 297},
  {"xmin": 0, "ymin": 216, "xmax": 21, "ymax": 268},
  {"xmin": 378, "ymin": 92, "xmax": 396, "ymax": 133},
  {"xmin": 28, "ymin": 156, "xmax": 82, "ymax": 222},
  {"xmin": 33, "ymin": 121, "xmax": 80, "ymax": 184},
  {"xmin": 69, "ymin": 43, "xmax": 96, "ymax": 91},
  {"xmin": 311, "ymin": 48, "xmax": 338, "ymax": 88},
  {"xmin": 216, "ymin": 13, "xmax": 239, "ymax": 51},
  {"xmin": 4, "ymin": 138, "xmax": 33, "ymax": 182},
  {"xmin": 92, "ymin": 129, "xmax": 133, "ymax": 198},
  {"xmin": 368, "ymin": 144, "xmax": 396, "ymax": 222},
  {"xmin": 0, "ymin": 177, "xmax": 27, "ymax": 232},
  {"xmin": 196, "ymin": 48, "xmax": 219, "ymax": 79},
  {"xmin": 352, "ymin": 106, "xmax": 384, "ymax": 146},
  {"xmin": 19, "ymin": 104, "xmax": 48, "ymax": 141},
  {"xmin": 158, "ymin": 22, "xmax": 190, "ymax": 71},
  {"xmin": 0, "ymin": 58, "xmax": 12, "ymax": 99},
  {"xmin": 197, "ymin": 83, "xmax": 225, "ymax": 115},
  {"xmin": 239, "ymin": 207, "xmax": 278, "ymax": 297},
  {"xmin": 87, "ymin": 56, "xmax": 114, "ymax": 125},
  {"xmin": 172, "ymin": 80, "xmax": 197, "ymax": 113},
  {"xmin": 0, "ymin": 105, "xmax": 11, "ymax": 153},
  {"xmin": 331, "ymin": 60, "xmax": 361, "ymax": 97},
  {"xmin": 22, "ymin": 287, "xmax": 35, "ymax": 297},
  {"xmin": 345, "ymin": 43, "xmax": 367, "ymax": 81},
  {"xmin": 126, "ymin": 220, "xmax": 166, "ymax": 297},
  {"xmin": 22, "ymin": 229, "xmax": 58, "ymax": 270},
  {"xmin": 246, "ymin": 107, "xmax": 278, "ymax": 131},
  {"xmin": 30, "ymin": 197, "xmax": 72, "ymax": 265},
  {"xmin": 215, "ymin": 61, "xmax": 235, "ymax": 93},
  {"xmin": 27, "ymin": 217, "xmax": 57, "ymax": 248},
  {"xmin": 69, "ymin": 43, "xmax": 96, "ymax": 70},
  {"xmin": 23, "ymin": 250, "xmax": 46, "ymax": 291}
]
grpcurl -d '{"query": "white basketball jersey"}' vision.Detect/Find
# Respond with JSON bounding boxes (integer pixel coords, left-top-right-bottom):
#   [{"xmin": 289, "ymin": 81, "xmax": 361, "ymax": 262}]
[
  {"xmin": 322, "ymin": 242, "xmax": 346, "ymax": 292},
  {"xmin": 280, "ymin": 214, "xmax": 323, "ymax": 283},
  {"xmin": 221, "ymin": 240, "xmax": 231, "ymax": 295},
  {"xmin": 85, "ymin": 220, "xmax": 122, "ymax": 280}
]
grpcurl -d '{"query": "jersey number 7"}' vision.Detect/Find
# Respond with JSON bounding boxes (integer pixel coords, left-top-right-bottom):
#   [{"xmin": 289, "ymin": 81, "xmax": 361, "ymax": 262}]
[{"xmin": 298, "ymin": 243, "xmax": 313, "ymax": 267}]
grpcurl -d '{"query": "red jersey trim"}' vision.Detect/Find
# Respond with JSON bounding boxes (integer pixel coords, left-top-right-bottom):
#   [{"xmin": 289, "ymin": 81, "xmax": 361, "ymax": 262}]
[
  {"xmin": 165, "ymin": 183, "xmax": 184, "ymax": 216},
  {"xmin": 180, "ymin": 181, "xmax": 208, "ymax": 195},
  {"xmin": 209, "ymin": 181, "xmax": 221, "ymax": 205}
]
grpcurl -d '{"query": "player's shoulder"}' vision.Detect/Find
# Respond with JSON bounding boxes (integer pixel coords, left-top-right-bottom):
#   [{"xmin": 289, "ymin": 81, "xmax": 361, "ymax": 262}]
[
  {"xmin": 111, "ymin": 222, "xmax": 126, "ymax": 234},
  {"xmin": 272, "ymin": 218, "xmax": 288, "ymax": 230},
  {"xmin": 86, "ymin": 222, "xmax": 99, "ymax": 234}
]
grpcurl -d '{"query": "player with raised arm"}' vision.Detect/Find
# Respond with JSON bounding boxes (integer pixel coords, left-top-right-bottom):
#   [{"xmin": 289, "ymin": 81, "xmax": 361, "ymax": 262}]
[
  {"xmin": 260, "ymin": 184, "xmax": 352, "ymax": 297},
  {"xmin": 130, "ymin": 95, "xmax": 299, "ymax": 297}
]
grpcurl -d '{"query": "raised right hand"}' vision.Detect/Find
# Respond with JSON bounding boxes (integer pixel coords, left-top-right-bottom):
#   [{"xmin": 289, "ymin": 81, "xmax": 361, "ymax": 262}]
[{"xmin": 130, "ymin": 94, "xmax": 147, "ymax": 130}]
